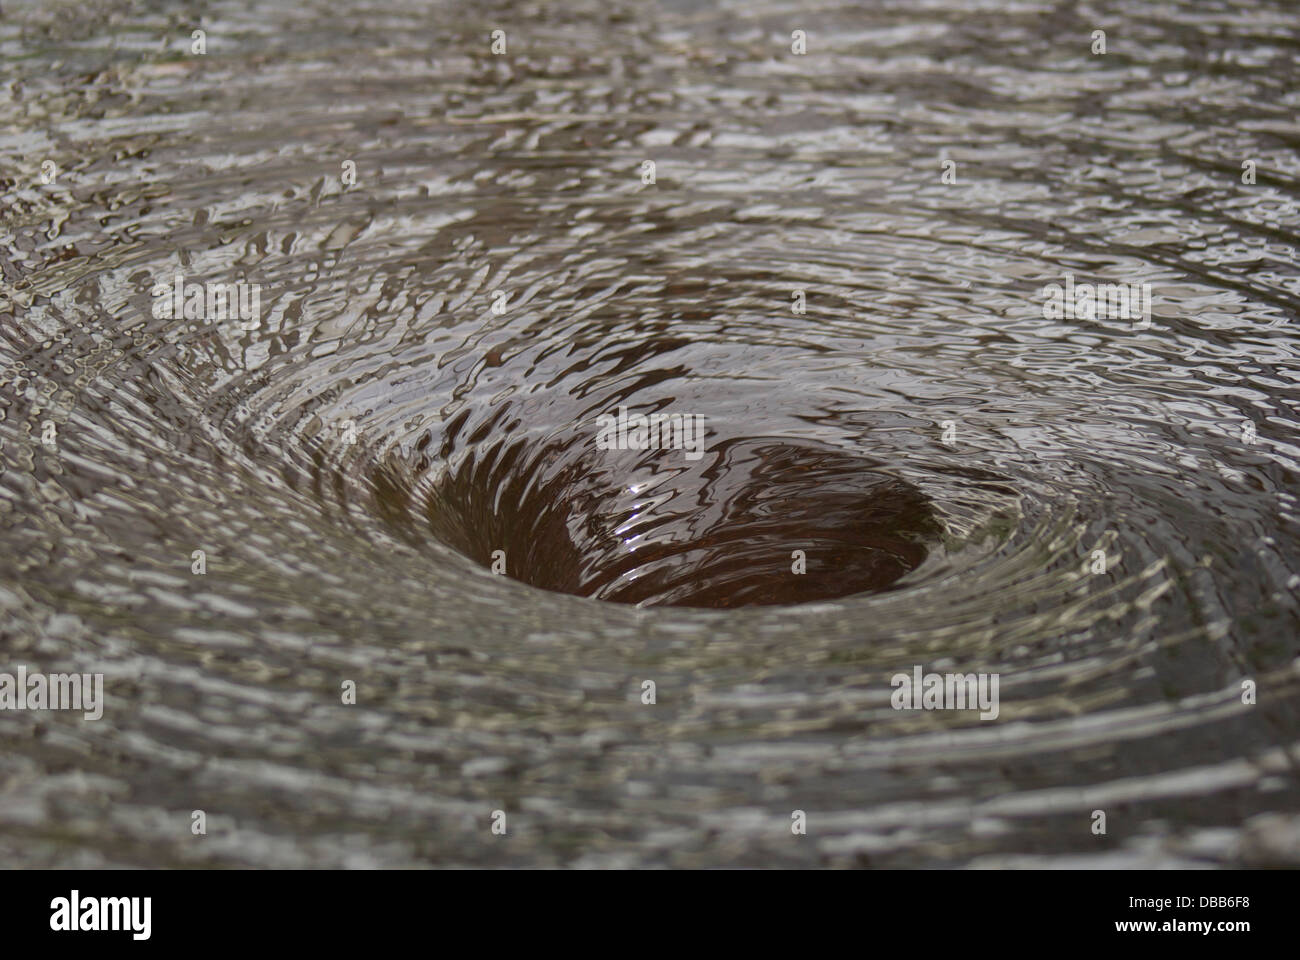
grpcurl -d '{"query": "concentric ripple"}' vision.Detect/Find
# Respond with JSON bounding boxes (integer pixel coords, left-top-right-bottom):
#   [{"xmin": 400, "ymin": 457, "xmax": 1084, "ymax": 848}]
[{"xmin": 1, "ymin": 0, "xmax": 1299, "ymax": 867}]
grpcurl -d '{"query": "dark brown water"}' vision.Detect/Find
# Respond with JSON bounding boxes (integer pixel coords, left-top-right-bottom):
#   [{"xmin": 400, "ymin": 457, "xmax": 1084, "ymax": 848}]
[
  {"xmin": 2, "ymin": 0, "xmax": 1300, "ymax": 867},
  {"xmin": 410, "ymin": 436, "xmax": 941, "ymax": 606}
]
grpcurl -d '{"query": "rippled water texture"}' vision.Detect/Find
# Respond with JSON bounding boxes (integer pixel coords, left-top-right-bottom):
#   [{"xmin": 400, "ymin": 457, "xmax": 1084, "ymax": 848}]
[{"xmin": 3, "ymin": 0, "xmax": 1300, "ymax": 867}]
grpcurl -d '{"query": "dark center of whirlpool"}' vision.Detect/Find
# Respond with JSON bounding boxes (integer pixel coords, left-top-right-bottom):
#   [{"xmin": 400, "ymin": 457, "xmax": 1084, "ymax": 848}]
[{"xmin": 375, "ymin": 429, "xmax": 941, "ymax": 608}]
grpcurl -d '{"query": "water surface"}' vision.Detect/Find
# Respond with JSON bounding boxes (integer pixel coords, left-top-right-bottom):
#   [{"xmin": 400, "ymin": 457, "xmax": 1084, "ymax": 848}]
[{"xmin": 2, "ymin": 0, "xmax": 1300, "ymax": 867}]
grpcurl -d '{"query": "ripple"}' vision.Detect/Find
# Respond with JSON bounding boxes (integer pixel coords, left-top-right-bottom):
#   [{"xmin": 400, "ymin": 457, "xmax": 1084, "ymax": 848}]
[{"xmin": 1, "ymin": 0, "xmax": 1298, "ymax": 868}]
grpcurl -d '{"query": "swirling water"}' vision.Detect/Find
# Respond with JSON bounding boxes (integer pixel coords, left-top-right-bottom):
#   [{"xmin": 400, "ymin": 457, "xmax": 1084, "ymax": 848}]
[{"xmin": 2, "ymin": 0, "xmax": 1300, "ymax": 867}]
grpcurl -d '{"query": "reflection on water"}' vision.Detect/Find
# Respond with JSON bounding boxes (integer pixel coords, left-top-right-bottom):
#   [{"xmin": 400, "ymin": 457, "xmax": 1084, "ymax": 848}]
[{"xmin": 1, "ymin": 0, "xmax": 1299, "ymax": 867}]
